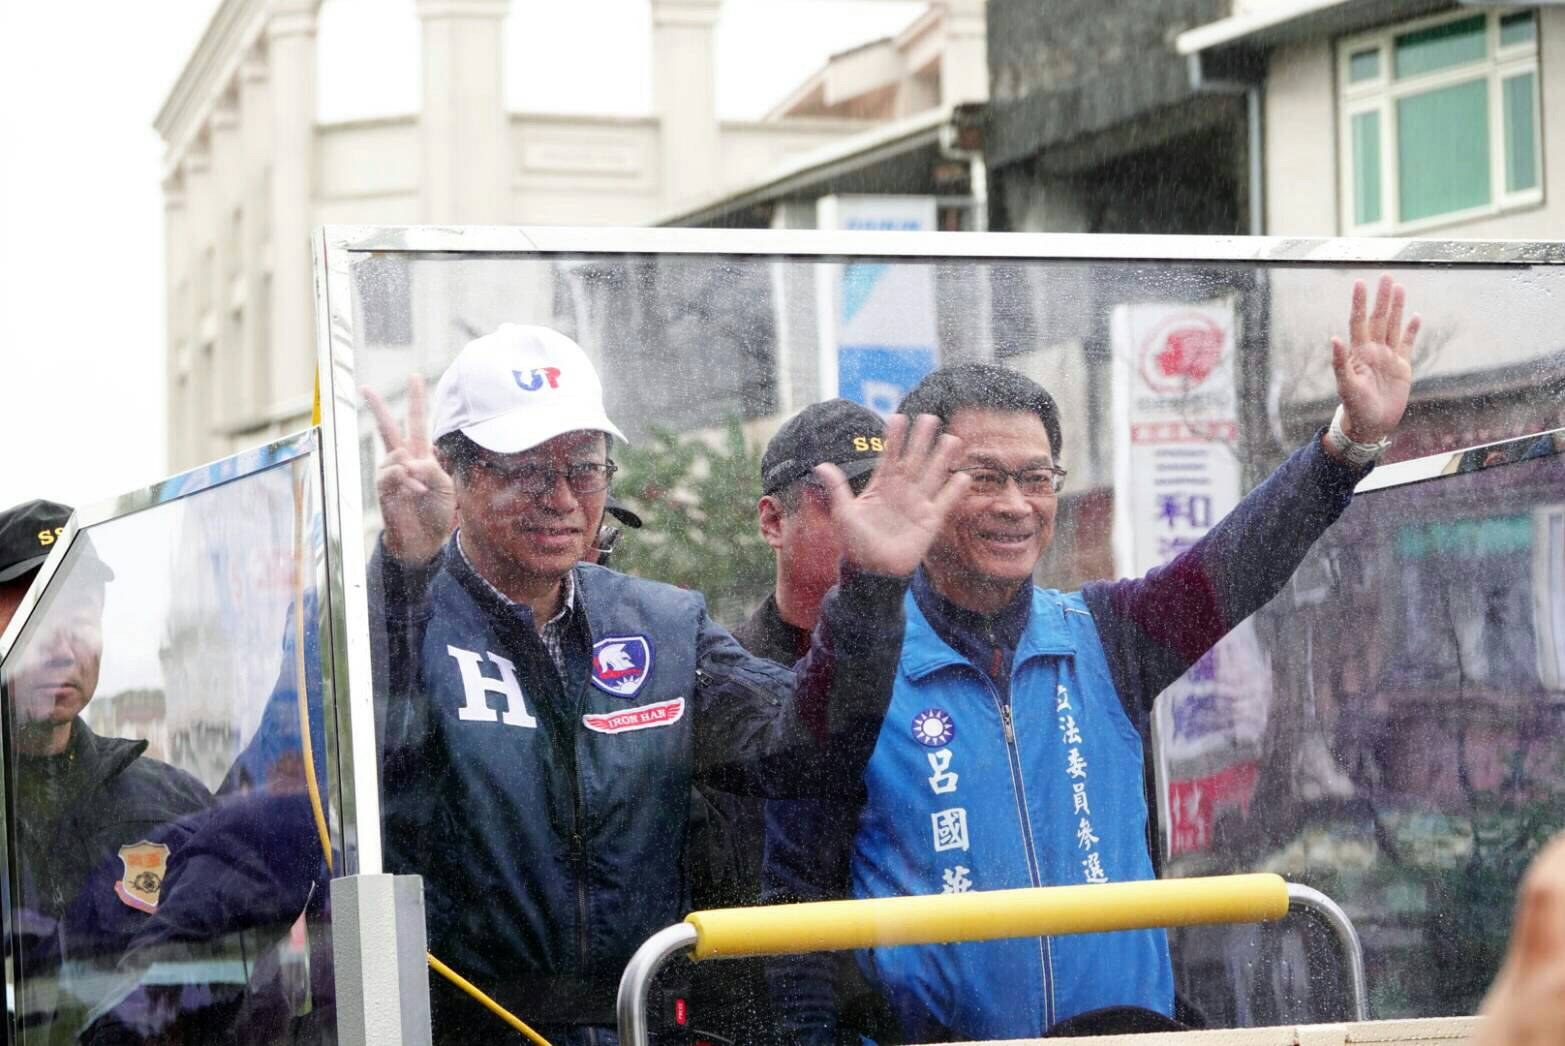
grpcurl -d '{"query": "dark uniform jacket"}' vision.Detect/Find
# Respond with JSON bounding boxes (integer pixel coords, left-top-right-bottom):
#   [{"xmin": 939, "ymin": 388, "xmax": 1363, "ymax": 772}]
[
  {"xmin": 370, "ymin": 537, "xmax": 909, "ymax": 1039},
  {"xmin": 79, "ymin": 595, "xmax": 339, "ymax": 1045},
  {"xmin": 15, "ymin": 720, "xmax": 211, "ymax": 1042},
  {"xmin": 684, "ymin": 595, "xmax": 814, "ymax": 1045}
]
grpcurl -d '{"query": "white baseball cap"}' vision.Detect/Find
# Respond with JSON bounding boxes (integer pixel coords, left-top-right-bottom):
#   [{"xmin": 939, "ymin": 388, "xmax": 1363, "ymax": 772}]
[{"xmin": 431, "ymin": 324, "xmax": 627, "ymax": 454}]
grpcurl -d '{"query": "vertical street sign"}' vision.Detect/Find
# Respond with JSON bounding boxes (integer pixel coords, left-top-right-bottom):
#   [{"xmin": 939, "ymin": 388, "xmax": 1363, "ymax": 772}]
[
  {"xmin": 1111, "ymin": 299, "xmax": 1270, "ymax": 855},
  {"xmin": 815, "ymin": 195, "xmax": 939, "ymax": 414}
]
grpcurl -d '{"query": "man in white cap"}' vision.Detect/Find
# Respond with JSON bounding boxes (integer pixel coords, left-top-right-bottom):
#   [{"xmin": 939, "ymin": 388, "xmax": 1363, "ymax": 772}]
[{"xmin": 364, "ymin": 324, "xmax": 968, "ymax": 1045}]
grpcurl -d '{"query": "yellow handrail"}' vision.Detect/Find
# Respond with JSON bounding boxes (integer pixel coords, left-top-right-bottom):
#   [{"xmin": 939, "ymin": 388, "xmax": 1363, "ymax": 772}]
[{"xmin": 683, "ymin": 873, "xmax": 1289, "ymax": 960}]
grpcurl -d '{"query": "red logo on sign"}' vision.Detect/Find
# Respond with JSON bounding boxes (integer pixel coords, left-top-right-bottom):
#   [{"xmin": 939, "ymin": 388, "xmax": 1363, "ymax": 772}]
[
  {"xmin": 1139, "ymin": 314, "xmax": 1227, "ymax": 396},
  {"xmin": 582, "ymin": 698, "xmax": 686, "ymax": 735}
]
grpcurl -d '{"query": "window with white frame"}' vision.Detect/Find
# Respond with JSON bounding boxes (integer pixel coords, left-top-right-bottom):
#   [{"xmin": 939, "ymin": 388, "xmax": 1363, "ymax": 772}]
[{"xmin": 1338, "ymin": 8, "xmax": 1543, "ymax": 234}]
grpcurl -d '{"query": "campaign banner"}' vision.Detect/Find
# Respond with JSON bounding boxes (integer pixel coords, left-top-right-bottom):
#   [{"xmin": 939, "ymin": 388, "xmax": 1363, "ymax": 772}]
[
  {"xmin": 815, "ymin": 196, "xmax": 938, "ymax": 414},
  {"xmin": 1110, "ymin": 301, "xmax": 1270, "ymax": 854},
  {"xmin": 1167, "ymin": 760, "xmax": 1260, "ymax": 855}
]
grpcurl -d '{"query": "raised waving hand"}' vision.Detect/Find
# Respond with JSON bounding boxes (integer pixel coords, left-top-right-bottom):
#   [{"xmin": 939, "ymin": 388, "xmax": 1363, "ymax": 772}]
[
  {"xmin": 817, "ymin": 412, "xmax": 969, "ymax": 578},
  {"xmin": 1332, "ymin": 274, "xmax": 1422, "ymax": 445}
]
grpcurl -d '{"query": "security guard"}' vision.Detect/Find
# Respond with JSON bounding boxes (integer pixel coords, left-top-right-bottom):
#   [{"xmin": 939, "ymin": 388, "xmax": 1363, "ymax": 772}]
[
  {"xmin": 0, "ymin": 500, "xmax": 211, "ymax": 1041},
  {"xmin": 689, "ymin": 398, "xmax": 887, "ymax": 1045},
  {"xmin": 364, "ymin": 325, "xmax": 968, "ymax": 1044}
]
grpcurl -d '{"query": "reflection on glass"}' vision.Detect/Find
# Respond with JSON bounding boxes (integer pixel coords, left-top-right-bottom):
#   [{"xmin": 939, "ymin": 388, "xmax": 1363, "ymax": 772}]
[
  {"xmin": 1, "ymin": 452, "xmax": 339, "ymax": 1045},
  {"xmin": 1166, "ymin": 446, "xmax": 1565, "ymax": 1023},
  {"xmin": 345, "ymin": 246, "xmax": 1565, "ymax": 1039}
]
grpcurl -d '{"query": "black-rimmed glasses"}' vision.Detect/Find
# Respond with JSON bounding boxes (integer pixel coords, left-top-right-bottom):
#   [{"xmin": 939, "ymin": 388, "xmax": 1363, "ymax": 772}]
[
  {"xmin": 950, "ymin": 463, "xmax": 1067, "ymax": 498},
  {"xmin": 473, "ymin": 457, "xmax": 618, "ymax": 496}
]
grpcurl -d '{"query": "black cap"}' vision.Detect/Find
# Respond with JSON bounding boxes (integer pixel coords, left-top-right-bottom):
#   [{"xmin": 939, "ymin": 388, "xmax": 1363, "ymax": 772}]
[
  {"xmin": 761, "ymin": 399, "xmax": 886, "ymax": 496},
  {"xmin": 604, "ymin": 495, "xmax": 642, "ymax": 529},
  {"xmin": 0, "ymin": 500, "xmax": 74, "ymax": 584}
]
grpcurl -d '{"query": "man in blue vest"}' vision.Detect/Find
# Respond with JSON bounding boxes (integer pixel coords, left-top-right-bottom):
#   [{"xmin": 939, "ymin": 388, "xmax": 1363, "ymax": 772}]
[
  {"xmin": 766, "ymin": 277, "xmax": 1422, "ymax": 1041},
  {"xmin": 363, "ymin": 324, "xmax": 969, "ymax": 1044}
]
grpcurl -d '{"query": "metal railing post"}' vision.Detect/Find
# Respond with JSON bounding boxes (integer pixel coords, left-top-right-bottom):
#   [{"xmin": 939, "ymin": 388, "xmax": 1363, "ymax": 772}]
[
  {"xmin": 616, "ymin": 923, "xmax": 699, "ymax": 1046},
  {"xmin": 1286, "ymin": 882, "xmax": 1369, "ymax": 1021}
]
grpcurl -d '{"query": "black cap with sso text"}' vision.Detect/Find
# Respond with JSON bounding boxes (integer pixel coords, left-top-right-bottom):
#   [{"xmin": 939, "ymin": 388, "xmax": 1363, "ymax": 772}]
[
  {"xmin": 0, "ymin": 500, "xmax": 75, "ymax": 584},
  {"xmin": 761, "ymin": 399, "xmax": 886, "ymax": 496}
]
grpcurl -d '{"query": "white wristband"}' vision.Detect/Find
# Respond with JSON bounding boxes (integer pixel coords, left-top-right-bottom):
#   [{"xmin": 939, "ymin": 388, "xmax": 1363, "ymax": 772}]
[{"xmin": 1325, "ymin": 405, "xmax": 1390, "ymax": 466}]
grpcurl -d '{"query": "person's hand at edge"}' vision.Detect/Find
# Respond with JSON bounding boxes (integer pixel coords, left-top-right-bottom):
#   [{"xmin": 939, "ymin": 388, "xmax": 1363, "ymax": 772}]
[
  {"xmin": 362, "ymin": 375, "xmax": 456, "ymax": 566},
  {"xmin": 1476, "ymin": 833, "xmax": 1565, "ymax": 1046}
]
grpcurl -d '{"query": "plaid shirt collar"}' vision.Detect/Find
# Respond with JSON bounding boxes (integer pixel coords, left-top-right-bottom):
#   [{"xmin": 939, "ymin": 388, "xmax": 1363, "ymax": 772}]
[{"xmin": 454, "ymin": 532, "xmax": 577, "ymax": 628}]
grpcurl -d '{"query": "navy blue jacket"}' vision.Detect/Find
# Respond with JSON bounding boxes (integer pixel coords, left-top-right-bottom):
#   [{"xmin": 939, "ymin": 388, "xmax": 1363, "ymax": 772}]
[
  {"xmin": 372, "ymin": 538, "xmax": 910, "ymax": 1028},
  {"xmin": 765, "ymin": 437, "xmax": 1370, "ymax": 1042},
  {"xmin": 79, "ymin": 594, "xmax": 336, "ymax": 1045},
  {"xmin": 14, "ymin": 721, "xmax": 211, "ymax": 1041}
]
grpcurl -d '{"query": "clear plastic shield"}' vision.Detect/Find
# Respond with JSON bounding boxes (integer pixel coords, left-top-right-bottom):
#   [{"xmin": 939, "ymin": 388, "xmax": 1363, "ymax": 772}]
[
  {"xmin": 314, "ymin": 229, "xmax": 1564, "ymax": 1042},
  {"xmin": 0, "ymin": 433, "xmax": 341, "ymax": 1044}
]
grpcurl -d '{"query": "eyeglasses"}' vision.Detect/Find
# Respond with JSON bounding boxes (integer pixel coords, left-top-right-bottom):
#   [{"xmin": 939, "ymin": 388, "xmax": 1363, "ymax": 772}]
[
  {"xmin": 950, "ymin": 464, "xmax": 1067, "ymax": 498},
  {"xmin": 473, "ymin": 457, "xmax": 617, "ymax": 496}
]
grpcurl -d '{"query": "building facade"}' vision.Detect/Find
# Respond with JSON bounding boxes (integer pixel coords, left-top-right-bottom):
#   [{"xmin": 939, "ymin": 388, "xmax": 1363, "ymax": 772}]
[
  {"xmin": 1182, "ymin": 0, "xmax": 1565, "ymax": 240},
  {"xmin": 156, "ymin": 0, "xmax": 984, "ymax": 471}
]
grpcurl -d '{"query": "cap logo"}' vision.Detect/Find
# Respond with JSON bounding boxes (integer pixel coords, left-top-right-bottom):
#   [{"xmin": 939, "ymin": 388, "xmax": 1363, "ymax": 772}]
[
  {"xmin": 514, "ymin": 367, "xmax": 562, "ymax": 392},
  {"xmin": 851, "ymin": 436, "xmax": 886, "ymax": 453},
  {"xmin": 591, "ymin": 635, "xmax": 653, "ymax": 697}
]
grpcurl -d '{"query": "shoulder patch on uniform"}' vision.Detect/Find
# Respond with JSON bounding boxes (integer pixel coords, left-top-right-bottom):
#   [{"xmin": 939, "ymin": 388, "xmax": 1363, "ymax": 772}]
[
  {"xmin": 583, "ymin": 697, "xmax": 685, "ymax": 735},
  {"xmin": 590, "ymin": 635, "xmax": 654, "ymax": 697},
  {"xmin": 115, "ymin": 840, "xmax": 170, "ymax": 913}
]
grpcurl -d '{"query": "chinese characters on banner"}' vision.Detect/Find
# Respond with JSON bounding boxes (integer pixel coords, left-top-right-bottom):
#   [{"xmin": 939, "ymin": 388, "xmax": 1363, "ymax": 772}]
[
  {"xmin": 815, "ymin": 196, "xmax": 939, "ymax": 415},
  {"xmin": 1109, "ymin": 301, "xmax": 1269, "ymax": 856},
  {"xmin": 1058, "ymin": 684, "xmax": 1109, "ymax": 883}
]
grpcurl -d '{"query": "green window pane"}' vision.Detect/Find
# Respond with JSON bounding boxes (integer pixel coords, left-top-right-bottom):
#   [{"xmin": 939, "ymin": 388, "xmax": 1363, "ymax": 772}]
[
  {"xmin": 1394, "ymin": 14, "xmax": 1486, "ymax": 79},
  {"xmin": 1504, "ymin": 72, "xmax": 1539, "ymax": 193},
  {"xmin": 1500, "ymin": 11, "xmax": 1537, "ymax": 49},
  {"xmin": 1397, "ymin": 79, "xmax": 1490, "ymax": 222},
  {"xmin": 1349, "ymin": 47, "xmax": 1381, "ymax": 83},
  {"xmin": 1352, "ymin": 111, "xmax": 1383, "ymax": 224}
]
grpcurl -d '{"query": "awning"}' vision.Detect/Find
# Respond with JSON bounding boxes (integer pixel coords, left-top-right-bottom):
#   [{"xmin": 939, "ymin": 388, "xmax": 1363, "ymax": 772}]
[
  {"xmin": 1175, "ymin": 0, "xmax": 1519, "ymax": 59},
  {"xmin": 655, "ymin": 106, "xmax": 955, "ymax": 228}
]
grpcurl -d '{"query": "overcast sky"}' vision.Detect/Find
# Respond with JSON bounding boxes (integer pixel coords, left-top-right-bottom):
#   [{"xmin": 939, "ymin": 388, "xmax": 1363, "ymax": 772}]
[{"xmin": 0, "ymin": 0, "xmax": 923, "ymax": 513}]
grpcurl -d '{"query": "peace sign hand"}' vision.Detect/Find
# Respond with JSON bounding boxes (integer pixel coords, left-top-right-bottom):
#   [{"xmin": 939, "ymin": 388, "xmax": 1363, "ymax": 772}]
[
  {"xmin": 817, "ymin": 413, "xmax": 969, "ymax": 578},
  {"xmin": 1332, "ymin": 274, "xmax": 1422, "ymax": 445},
  {"xmin": 362, "ymin": 375, "xmax": 456, "ymax": 566}
]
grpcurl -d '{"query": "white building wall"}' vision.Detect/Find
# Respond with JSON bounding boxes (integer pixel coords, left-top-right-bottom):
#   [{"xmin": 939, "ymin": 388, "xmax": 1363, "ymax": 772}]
[
  {"xmin": 317, "ymin": 119, "xmax": 421, "ymax": 202},
  {"xmin": 717, "ymin": 118, "xmax": 878, "ymax": 187},
  {"xmin": 158, "ymin": 0, "xmax": 979, "ymax": 469},
  {"xmin": 1265, "ymin": 8, "xmax": 1565, "ymax": 239},
  {"xmin": 1264, "ymin": 38, "xmax": 1339, "ymax": 236},
  {"xmin": 509, "ymin": 114, "xmax": 664, "ymax": 224}
]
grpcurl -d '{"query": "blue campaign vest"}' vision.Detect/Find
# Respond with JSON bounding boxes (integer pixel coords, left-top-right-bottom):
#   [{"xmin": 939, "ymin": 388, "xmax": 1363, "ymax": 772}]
[{"xmin": 850, "ymin": 586, "xmax": 1172, "ymax": 1041}]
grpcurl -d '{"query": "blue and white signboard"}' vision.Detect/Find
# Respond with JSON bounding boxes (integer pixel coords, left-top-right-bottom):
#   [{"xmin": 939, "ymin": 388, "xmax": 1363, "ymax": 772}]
[{"xmin": 815, "ymin": 195, "xmax": 939, "ymax": 414}]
